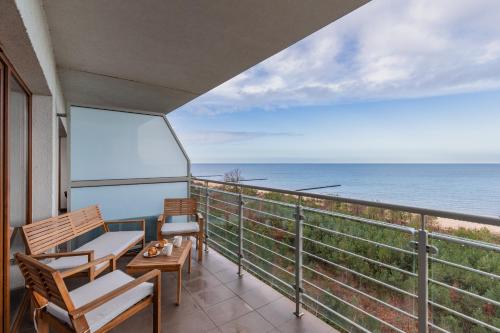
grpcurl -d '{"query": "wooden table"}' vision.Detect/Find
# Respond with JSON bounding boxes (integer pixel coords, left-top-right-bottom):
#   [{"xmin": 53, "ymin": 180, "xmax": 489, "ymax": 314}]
[{"xmin": 126, "ymin": 240, "xmax": 192, "ymax": 305}]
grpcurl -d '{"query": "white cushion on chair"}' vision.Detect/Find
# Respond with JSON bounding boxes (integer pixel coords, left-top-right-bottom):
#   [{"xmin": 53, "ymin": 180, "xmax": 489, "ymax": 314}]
[
  {"xmin": 48, "ymin": 231, "xmax": 143, "ymax": 271},
  {"xmin": 161, "ymin": 222, "xmax": 199, "ymax": 236},
  {"xmin": 47, "ymin": 270, "xmax": 153, "ymax": 332}
]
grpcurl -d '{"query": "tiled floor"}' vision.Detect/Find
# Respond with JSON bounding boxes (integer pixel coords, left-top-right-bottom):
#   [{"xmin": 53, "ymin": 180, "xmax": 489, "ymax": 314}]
[{"xmin": 18, "ymin": 246, "xmax": 338, "ymax": 333}]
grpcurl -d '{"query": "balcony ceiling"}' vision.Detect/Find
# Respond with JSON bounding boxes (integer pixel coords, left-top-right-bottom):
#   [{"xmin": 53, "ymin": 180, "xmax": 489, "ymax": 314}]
[{"xmin": 43, "ymin": 0, "xmax": 368, "ymax": 114}]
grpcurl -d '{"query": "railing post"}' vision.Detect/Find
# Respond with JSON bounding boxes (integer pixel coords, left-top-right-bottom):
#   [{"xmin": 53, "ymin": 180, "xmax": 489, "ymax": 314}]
[
  {"xmin": 417, "ymin": 214, "xmax": 429, "ymax": 333},
  {"xmin": 238, "ymin": 191, "xmax": 244, "ymax": 277},
  {"xmin": 204, "ymin": 182, "xmax": 210, "ymax": 253},
  {"xmin": 294, "ymin": 197, "xmax": 304, "ymax": 317}
]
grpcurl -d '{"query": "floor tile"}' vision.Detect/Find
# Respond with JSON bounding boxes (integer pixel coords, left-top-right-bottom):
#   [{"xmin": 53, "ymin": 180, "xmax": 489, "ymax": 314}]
[
  {"xmin": 192, "ymin": 283, "xmax": 236, "ymax": 308},
  {"xmin": 167, "ymin": 310, "xmax": 217, "ymax": 333},
  {"xmin": 277, "ymin": 314, "xmax": 334, "ymax": 333},
  {"xmin": 239, "ymin": 284, "xmax": 282, "ymax": 309},
  {"xmin": 205, "ymin": 297, "xmax": 253, "ymax": 326},
  {"xmin": 224, "ymin": 274, "xmax": 263, "ymax": 296},
  {"xmin": 184, "ymin": 274, "xmax": 222, "ymax": 293},
  {"xmin": 213, "ymin": 267, "xmax": 240, "ymax": 283},
  {"xmin": 256, "ymin": 297, "xmax": 296, "ymax": 328},
  {"xmin": 219, "ymin": 311, "xmax": 275, "ymax": 333}
]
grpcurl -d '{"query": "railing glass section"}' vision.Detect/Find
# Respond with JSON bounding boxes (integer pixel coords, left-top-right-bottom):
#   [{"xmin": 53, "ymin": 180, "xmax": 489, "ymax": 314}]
[{"xmin": 190, "ymin": 178, "xmax": 500, "ymax": 333}]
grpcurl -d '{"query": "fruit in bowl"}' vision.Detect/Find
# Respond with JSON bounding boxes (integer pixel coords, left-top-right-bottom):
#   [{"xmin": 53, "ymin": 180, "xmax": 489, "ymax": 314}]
[{"xmin": 147, "ymin": 246, "xmax": 159, "ymax": 256}]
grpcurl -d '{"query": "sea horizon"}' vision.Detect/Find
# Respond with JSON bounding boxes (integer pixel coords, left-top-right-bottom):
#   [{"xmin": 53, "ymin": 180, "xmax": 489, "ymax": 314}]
[{"xmin": 192, "ymin": 163, "xmax": 500, "ymax": 217}]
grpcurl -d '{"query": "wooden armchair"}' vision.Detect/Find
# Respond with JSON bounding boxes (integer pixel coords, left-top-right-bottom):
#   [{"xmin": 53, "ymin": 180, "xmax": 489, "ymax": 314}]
[
  {"xmin": 15, "ymin": 253, "xmax": 161, "ymax": 333},
  {"xmin": 157, "ymin": 198, "xmax": 204, "ymax": 262}
]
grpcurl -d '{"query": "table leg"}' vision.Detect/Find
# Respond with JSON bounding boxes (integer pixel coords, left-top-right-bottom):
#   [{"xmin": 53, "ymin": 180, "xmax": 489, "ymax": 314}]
[
  {"xmin": 176, "ymin": 268, "xmax": 181, "ymax": 305},
  {"xmin": 188, "ymin": 248, "xmax": 192, "ymax": 274}
]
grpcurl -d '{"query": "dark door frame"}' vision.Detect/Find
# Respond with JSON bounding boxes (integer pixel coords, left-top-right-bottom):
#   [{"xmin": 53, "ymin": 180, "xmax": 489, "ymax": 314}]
[{"xmin": 0, "ymin": 46, "xmax": 32, "ymax": 333}]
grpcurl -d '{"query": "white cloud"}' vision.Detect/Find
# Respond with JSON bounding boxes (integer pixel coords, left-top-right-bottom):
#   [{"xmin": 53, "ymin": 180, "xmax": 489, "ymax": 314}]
[
  {"xmin": 180, "ymin": 130, "xmax": 300, "ymax": 145},
  {"xmin": 179, "ymin": 0, "xmax": 500, "ymax": 115}
]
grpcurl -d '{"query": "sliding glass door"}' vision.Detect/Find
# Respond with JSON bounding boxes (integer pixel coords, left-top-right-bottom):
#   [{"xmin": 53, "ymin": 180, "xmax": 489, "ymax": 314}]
[{"xmin": 1, "ymin": 49, "xmax": 32, "ymax": 333}]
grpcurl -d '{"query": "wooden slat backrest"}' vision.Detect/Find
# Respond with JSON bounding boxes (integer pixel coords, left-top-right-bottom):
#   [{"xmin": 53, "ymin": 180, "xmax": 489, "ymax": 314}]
[
  {"xmin": 22, "ymin": 214, "xmax": 74, "ymax": 255},
  {"xmin": 22, "ymin": 205, "xmax": 105, "ymax": 255},
  {"xmin": 15, "ymin": 253, "xmax": 75, "ymax": 311},
  {"xmin": 70, "ymin": 205, "xmax": 104, "ymax": 235},
  {"xmin": 164, "ymin": 198, "xmax": 197, "ymax": 217}
]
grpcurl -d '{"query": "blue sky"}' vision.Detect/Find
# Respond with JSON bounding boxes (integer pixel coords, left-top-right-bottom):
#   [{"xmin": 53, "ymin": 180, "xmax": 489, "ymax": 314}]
[{"xmin": 168, "ymin": 0, "xmax": 500, "ymax": 163}]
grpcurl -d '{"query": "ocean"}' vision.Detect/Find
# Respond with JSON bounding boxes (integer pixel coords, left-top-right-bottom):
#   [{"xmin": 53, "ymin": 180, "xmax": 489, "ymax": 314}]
[{"xmin": 191, "ymin": 164, "xmax": 500, "ymax": 217}]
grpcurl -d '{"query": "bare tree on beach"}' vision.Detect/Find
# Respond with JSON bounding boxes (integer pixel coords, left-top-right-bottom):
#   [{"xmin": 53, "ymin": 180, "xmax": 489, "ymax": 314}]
[{"xmin": 224, "ymin": 169, "xmax": 242, "ymax": 183}]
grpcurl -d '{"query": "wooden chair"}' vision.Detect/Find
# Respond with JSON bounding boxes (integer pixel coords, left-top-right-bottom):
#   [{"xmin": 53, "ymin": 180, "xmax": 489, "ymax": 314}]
[
  {"xmin": 15, "ymin": 252, "xmax": 161, "ymax": 333},
  {"xmin": 157, "ymin": 198, "xmax": 204, "ymax": 262}
]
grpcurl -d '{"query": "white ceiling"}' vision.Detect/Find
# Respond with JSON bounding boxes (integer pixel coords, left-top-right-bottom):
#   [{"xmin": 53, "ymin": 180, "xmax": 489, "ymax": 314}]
[{"xmin": 43, "ymin": 0, "xmax": 368, "ymax": 114}]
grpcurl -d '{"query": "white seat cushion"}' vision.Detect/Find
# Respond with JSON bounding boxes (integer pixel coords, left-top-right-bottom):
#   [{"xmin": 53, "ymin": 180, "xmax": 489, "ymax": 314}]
[
  {"xmin": 161, "ymin": 222, "xmax": 199, "ymax": 236},
  {"xmin": 47, "ymin": 270, "xmax": 153, "ymax": 332},
  {"xmin": 48, "ymin": 231, "xmax": 143, "ymax": 271}
]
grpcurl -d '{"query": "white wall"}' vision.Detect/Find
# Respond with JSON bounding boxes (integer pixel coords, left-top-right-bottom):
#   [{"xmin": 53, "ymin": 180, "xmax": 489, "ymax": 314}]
[
  {"xmin": 31, "ymin": 95, "xmax": 58, "ymax": 220},
  {"xmin": 14, "ymin": 0, "xmax": 65, "ymax": 220}
]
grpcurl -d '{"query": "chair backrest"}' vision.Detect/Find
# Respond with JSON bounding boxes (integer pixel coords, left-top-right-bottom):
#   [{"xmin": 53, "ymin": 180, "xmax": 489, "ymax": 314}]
[
  {"xmin": 163, "ymin": 198, "xmax": 197, "ymax": 217},
  {"xmin": 15, "ymin": 253, "xmax": 74, "ymax": 311},
  {"xmin": 22, "ymin": 205, "xmax": 105, "ymax": 255}
]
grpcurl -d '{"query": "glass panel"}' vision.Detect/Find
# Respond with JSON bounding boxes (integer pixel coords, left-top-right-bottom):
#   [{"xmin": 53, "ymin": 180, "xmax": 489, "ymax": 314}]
[
  {"xmin": 71, "ymin": 182, "xmax": 188, "ymax": 242},
  {"xmin": 8, "ymin": 75, "xmax": 29, "ymax": 325},
  {"xmin": 70, "ymin": 107, "xmax": 188, "ymax": 180}
]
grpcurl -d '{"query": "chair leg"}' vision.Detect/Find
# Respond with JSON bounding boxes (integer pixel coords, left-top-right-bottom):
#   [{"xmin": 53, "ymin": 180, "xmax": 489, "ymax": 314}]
[
  {"xmin": 153, "ymin": 274, "xmax": 161, "ymax": 333},
  {"xmin": 197, "ymin": 233, "xmax": 203, "ymax": 262},
  {"xmin": 36, "ymin": 313, "xmax": 49, "ymax": 333}
]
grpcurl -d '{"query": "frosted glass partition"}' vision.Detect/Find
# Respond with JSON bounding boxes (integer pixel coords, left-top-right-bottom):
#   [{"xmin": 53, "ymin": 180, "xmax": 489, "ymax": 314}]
[
  {"xmin": 71, "ymin": 182, "xmax": 188, "ymax": 221},
  {"xmin": 70, "ymin": 106, "xmax": 188, "ymax": 180}
]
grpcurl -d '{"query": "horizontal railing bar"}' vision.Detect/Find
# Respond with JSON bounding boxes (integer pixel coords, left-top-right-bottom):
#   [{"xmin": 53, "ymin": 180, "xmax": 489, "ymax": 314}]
[
  {"xmin": 242, "ymin": 258, "xmax": 295, "ymax": 290},
  {"xmin": 206, "ymin": 186, "xmax": 240, "ymax": 197},
  {"xmin": 208, "ymin": 221, "xmax": 239, "ymax": 238},
  {"xmin": 430, "ymin": 232, "xmax": 500, "ymax": 253},
  {"xmin": 302, "ymin": 222, "xmax": 416, "ymax": 256},
  {"xmin": 207, "ymin": 196, "xmax": 240, "ymax": 207},
  {"xmin": 190, "ymin": 192, "xmax": 205, "ymax": 198},
  {"xmin": 243, "ymin": 205, "xmax": 296, "ymax": 222},
  {"xmin": 302, "ymin": 236, "xmax": 417, "ymax": 277},
  {"xmin": 243, "ymin": 249, "xmax": 295, "ymax": 277},
  {"xmin": 243, "ymin": 227, "xmax": 295, "ymax": 250},
  {"xmin": 193, "ymin": 177, "xmax": 500, "ymax": 227},
  {"xmin": 244, "ymin": 265, "xmax": 295, "ymax": 299},
  {"xmin": 429, "ymin": 256, "xmax": 500, "ymax": 280},
  {"xmin": 302, "ymin": 251, "xmax": 417, "ymax": 299},
  {"xmin": 303, "ymin": 206, "xmax": 415, "ymax": 234},
  {"xmin": 243, "ymin": 216, "xmax": 295, "ymax": 236},
  {"xmin": 301, "ymin": 293, "xmax": 372, "ymax": 333},
  {"xmin": 208, "ymin": 204, "xmax": 239, "ymax": 217},
  {"xmin": 428, "ymin": 301, "xmax": 500, "ymax": 332},
  {"xmin": 428, "ymin": 322, "xmax": 452, "ymax": 333},
  {"xmin": 429, "ymin": 278, "xmax": 500, "ymax": 307},
  {"xmin": 243, "ymin": 237, "xmax": 295, "ymax": 263},
  {"xmin": 242, "ymin": 194, "xmax": 296, "ymax": 208},
  {"xmin": 303, "ymin": 279, "xmax": 407, "ymax": 333},
  {"xmin": 208, "ymin": 230, "xmax": 239, "ymax": 248},
  {"xmin": 207, "ymin": 213, "xmax": 239, "ymax": 228},
  {"xmin": 302, "ymin": 265, "xmax": 418, "ymax": 320},
  {"xmin": 208, "ymin": 238, "xmax": 238, "ymax": 257}
]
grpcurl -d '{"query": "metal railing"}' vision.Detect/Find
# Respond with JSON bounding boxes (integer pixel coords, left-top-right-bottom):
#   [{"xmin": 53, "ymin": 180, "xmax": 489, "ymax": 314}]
[{"xmin": 191, "ymin": 178, "xmax": 500, "ymax": 333}]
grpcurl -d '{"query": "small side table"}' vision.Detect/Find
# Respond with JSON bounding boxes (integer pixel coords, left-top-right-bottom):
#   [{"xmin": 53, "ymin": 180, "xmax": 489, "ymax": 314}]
[{"xmin": 127, "ymin": 240, "xmax": 192, "ymax": 305}]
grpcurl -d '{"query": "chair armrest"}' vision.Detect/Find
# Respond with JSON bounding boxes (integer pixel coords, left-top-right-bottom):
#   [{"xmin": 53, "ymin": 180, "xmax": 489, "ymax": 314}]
[
  {"xmin": 32, "ymin": 250, "xmax": 94, "ymax": 260},
  {"xmin": 60, "ymin": 255, "xmax": 115, "ymax": 279},
  {"xmin": 105, "ymin": 219, "xmax": 145, "ymax": 231},
  {"xmin": 70, "ymin": 269, "xmax": 161, "ymax": 318},
  {"xmin": 195, "ymin": 212, "xmax": 204, "ymax": 222}
]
